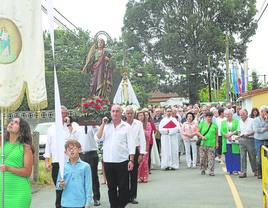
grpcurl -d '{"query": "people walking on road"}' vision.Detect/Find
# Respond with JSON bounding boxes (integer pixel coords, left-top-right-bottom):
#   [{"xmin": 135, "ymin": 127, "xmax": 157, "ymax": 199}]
[
  {"xmin": 57, "ymin": 139, "xmax": 94, "ymax": 208},
  {"xmin": 144, "ymin": 110, "xmax": 156, "ymax": 173},
  {"xmin": 44, "ymin": 106, "xmax": 80, "ymax": 208},
  {"xmin": 159, "ymin": 107, "xmax": 180, "ymax": 170},
  {"xmin": 137, "ymin": 110, "xmax": 151, "ymax": 183},
  {"xmin": 237, "ymin": 109, "xmax": 257, "ymax": 178},
  {"xmin": 95, "ymin": 105, "xmax": 135, "ymax": 208},
  {"xmin": 253, "ymin": 105, "xmax": 268, "ymax": 179},
  {"xmin": 78, "ymin": 125, "xmax": 101, "ymax": 206},
  {"xmin": 181, "ymin": 112, "xmax": 198, "ymax": 168},
  {"xmin": 0, "ymin": 117, "xmax": 34, "ymax": 208},
  {"xmin": 221, "ymin": 109, "xmax": 240, "ymax": 175},
  {"xmin": 215, "ymin": 108, "xmax": 226, "ymax": 163},
  {"xmin": 125, "ymin": 106, "xmax": 146, "ymax": 204},
  {"xmin": 197, "ymin": 112, "xmax": 218, "ymax": 176}
]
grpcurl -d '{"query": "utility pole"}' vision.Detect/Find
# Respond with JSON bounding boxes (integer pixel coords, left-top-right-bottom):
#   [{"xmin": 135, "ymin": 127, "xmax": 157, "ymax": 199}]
[
  {"xmin": 225, "ymin": 35, "xmax": 230, "ymax": 102},
  {"xmin": 208, "ymin": 55, "xmax": 212, "ymax": 102}
]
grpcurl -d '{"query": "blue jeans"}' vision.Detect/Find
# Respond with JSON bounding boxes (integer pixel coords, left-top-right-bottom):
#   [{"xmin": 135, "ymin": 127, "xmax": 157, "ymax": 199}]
[{"xmin": 255, "ymin": 139, "xmax": 268, "ymax": 175}]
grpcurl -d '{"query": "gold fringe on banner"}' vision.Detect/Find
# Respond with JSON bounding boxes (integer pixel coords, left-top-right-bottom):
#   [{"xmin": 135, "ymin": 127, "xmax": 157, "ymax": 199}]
[{"xmin": 0, "ymin": 82, "xmax": 48, "ymax": 113}]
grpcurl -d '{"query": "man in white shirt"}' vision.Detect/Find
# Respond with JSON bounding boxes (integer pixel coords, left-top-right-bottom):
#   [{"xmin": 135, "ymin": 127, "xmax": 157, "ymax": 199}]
[
  {"xmin": 238, "ymin": 109, "xmax": 257, "ymax": 178},
  {"xmin": 159, "ymin": 107, "xmax": 180, "ymax": 170},
  {"xmin": 125, "ymin": 106, "xmax": 146, "ymax": 205},
  {"xmin": 78, "ymin": 125, "xmax": 101, "ymax": 206},
  {"xmin": 44, "ymin": 106, "xmax": 80, "ymax": 208},
  {"xmin": 96, "ymin": 105, "xmax": 135, "ymax": 208}
]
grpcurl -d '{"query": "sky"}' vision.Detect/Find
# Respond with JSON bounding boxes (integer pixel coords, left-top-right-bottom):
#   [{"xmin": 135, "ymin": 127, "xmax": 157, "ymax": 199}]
[{"xmin": 42, "ymin": 0, "xmax": 268, "ymax": 80}]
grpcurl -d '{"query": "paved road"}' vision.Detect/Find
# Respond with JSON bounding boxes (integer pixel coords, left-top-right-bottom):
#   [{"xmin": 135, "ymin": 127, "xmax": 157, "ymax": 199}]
[{"xmin": 31, "ymin": 159, "xmax": 262, "ymax": 208}]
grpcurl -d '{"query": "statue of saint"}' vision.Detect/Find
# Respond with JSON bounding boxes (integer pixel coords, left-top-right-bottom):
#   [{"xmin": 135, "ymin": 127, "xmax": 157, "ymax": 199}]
[{"xmin": 82, "ymin": 38, "xmax": 113, "ymax": 98}]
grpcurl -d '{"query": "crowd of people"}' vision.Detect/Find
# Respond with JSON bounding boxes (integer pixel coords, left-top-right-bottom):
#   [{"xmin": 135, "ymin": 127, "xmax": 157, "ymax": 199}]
[{"xmin": 1, "ymin": 103, "xmax": 268, "ymax": 208}]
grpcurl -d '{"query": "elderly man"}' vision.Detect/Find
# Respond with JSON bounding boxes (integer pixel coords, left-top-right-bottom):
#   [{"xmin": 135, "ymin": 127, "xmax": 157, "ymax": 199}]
[
  {"xmin": 125, "ymin": 105, "xmax": 146, "ymax": 204},
  {"xmin": 238, "ymin": 109, "xmax": 257, "ymax": 178},
  {"xmin": 159, "ymin": 107, "xmax": 180, "ymax": 170},
  {"xmin": 253, "ymin": 105, "xmax": 268, "ymax": 179},
  {"xmin": 96, "ymin": 105, "xmax": 135, "ymax": 208}
]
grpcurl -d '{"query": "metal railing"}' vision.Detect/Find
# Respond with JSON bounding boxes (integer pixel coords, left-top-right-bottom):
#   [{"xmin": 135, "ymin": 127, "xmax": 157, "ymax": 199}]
[
  {"xmin": 5, "ymin": 110, "xmax": 77, "ymax": 129},
  {"xmin": 262, "ymin": 145, "xmax": 268, "ymax": 208}
]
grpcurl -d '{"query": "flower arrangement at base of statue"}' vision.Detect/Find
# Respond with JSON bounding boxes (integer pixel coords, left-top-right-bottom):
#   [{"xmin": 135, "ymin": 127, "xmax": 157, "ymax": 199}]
[{"xmin": 75, "ymin": 96, "xmax": 111, "ymax": 126}]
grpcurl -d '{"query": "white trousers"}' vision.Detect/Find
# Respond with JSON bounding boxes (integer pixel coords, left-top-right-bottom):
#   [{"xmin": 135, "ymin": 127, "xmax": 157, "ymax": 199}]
[{"xmin": 183, "ymin": 140, "xmax": 197, "ymax": 167}]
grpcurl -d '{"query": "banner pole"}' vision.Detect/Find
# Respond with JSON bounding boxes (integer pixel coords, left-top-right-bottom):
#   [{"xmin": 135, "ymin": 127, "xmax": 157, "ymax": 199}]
[{"xmin": 1, "ymin": 109, "xmax": 4, "ymax": 208}]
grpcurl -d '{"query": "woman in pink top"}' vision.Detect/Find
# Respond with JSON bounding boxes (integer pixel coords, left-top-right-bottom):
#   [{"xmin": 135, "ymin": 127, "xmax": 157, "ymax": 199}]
[
  {"xmin": 181, "ymin": 112, "xmax": 198, "ymax": 168},
  {"xmin": 137, "ymin": 111, "xmax": 152, "ymax": 182}
]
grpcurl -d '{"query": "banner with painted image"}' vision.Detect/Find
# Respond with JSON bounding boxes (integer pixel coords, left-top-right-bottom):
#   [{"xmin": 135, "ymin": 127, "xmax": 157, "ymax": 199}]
[{"xmin": 0, "ymin": 0, "xmax": 47, "ymax": 111}]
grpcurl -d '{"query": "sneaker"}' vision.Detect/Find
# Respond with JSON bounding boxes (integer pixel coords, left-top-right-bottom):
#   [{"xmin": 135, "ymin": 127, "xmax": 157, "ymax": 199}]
[
  {"xmin": 201, "ymin": 170, "xmax": 205, "ymax": 175},
  {"xmin": 209, "ymin": 172, "xmax": 215, "ymax": 176},
  {"xmin": 239, "ymin": 173, "xmax": 247, "ymax": 178}
]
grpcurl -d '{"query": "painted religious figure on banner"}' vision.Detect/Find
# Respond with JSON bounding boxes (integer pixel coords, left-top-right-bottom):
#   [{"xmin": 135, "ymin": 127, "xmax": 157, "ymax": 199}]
[
  {"xmin": 0, "ymin": 18, "xmax": 22, "ymax": 64},
  {"xmin": 82, "ymin": 38, "xmax": 113, "ymax": 98}
]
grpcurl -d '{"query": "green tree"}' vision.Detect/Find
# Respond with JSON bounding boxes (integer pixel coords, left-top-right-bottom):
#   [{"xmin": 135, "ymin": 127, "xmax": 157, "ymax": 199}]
[
  {"xmin": 123, "ymin": 0, "xmax": 257, "ymax": 103},
  {"xmin": 251, "ymin": 71, "xmax": 261, "ymax": 90},
  {"xmin": 43, "ymin": 29, "xmax": 93, "ymax": 71}
]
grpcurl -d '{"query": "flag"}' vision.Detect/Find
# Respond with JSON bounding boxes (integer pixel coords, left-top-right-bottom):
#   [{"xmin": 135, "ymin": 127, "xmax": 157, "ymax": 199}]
[
  {"xmin": 241, "ymin": 65, "xmax": 245, "ymax": 93},
  {"xmin": 244, "ymin": 62, "xmax": 248, "ymax": 92},
  {"xmin": 47, "ymin": 0, "xmax": 65, "ymax": 178},
  {"xmin": 231, "ymin": 64, "xmax": 239, "ymax": 94},
  {"xmin": 0, "ymin": 0, "xmax": 47, "ymax": 111},
  {"xmin": 237, "ymin": 65, "xmax": 242, "ymax": 94}
]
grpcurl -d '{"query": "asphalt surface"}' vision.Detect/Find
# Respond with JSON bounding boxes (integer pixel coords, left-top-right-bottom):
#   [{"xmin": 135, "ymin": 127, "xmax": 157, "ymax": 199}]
[{"xmin": 31, "ymin": 157, "xmax": 262, "ymax": 208}]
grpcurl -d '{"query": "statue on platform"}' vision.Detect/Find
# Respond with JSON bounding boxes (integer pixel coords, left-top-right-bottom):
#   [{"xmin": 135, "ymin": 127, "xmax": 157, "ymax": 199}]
[
  {"xmin": 113, "ymin": 71, "xmax": 140, "ymax": 108},
  {"xmin": 82, "ymin": 32, "xmax": 113, "ymax": 98}
]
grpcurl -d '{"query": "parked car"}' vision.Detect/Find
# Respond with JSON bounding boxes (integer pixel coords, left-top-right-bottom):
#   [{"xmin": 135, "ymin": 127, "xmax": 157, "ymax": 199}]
[{"xmin": 33, "ymin": 122, "xmax": 53, "ymax": 160}]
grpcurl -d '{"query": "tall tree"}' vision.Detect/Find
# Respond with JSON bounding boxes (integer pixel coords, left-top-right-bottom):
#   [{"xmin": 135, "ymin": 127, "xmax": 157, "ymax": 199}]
[
  {"xmin": 251, "ymin": 71, "xmax": 261, "ymax": 90},
  {"xmin": 123, "ymin": 0, "xmax": 257, "ymax": 103},
  {"xmin": 43, "ymin": 29, "xmax": 93, "ymax": 71}
]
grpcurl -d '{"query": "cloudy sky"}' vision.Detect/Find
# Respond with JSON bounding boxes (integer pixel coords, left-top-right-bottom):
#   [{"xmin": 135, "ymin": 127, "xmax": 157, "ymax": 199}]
[{"xmin": 42, "ymin": 0, "xmax": 268, "ymax": 80}]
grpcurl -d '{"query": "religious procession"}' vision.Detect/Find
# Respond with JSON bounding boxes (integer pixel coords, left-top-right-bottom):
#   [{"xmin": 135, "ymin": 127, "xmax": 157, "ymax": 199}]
[{"xmin": 0, "ymin": 0, "xmax": 268, "ymax": 208}]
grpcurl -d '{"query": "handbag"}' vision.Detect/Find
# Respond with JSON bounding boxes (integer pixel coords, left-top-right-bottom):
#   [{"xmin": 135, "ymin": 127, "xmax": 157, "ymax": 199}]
[{"xmin": 196, "ymin": 122, "xmax": 212, "ymax": 146}]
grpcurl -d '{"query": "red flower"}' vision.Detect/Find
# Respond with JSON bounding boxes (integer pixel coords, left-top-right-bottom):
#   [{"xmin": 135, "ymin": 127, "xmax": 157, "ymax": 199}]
[
  {"xmin": 82, "ymin": 109, "xmax": 87, "ymax": 113},
  {"xmin": 83, "ymin": 103, "xmax": 90, "ymax": 108},
  {"xmin": 96, "ymin": 99, "xmax": 101, "ymax": 103},
  {"xmin": 89, "ymin": 101, "xmax": 95, "ymax": 105},
  {"xmin": 95, "ymin": 105, "xmax": 101, "ymax": 110},
  {"xmin": 104, "ymin": 99, "xmax": 109, "ymax": 103},
  {"xmin": 82, "ymin": 98, "xmax": 87, "ymax": 102},
  {"xmin": 99, "ymin": 96, "xmax": 104, "ymax": 99}
]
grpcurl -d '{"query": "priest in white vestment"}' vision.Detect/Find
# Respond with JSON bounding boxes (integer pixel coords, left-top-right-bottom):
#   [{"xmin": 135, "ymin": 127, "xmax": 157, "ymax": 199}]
[{"xmin": 159, "ymin": 107, "xmax": 180, "ymax": 170}]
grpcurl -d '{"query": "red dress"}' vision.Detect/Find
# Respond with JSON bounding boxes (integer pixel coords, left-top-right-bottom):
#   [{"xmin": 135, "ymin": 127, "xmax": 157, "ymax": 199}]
[{"xmin": 138, "ymin": 122, "xmax": 152, "ymax": 182}]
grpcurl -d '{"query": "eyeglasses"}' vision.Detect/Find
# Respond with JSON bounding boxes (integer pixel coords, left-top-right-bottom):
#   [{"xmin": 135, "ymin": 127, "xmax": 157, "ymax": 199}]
[{"xmin": 66, "ymin": 146, "xmax": 78, "ymax": 151}]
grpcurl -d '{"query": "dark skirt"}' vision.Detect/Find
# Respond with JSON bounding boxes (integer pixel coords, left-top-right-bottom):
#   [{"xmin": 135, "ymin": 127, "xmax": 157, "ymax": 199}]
[{"xmin": 225, "ymin": 144, "xmax": 240, "ymax": 173}]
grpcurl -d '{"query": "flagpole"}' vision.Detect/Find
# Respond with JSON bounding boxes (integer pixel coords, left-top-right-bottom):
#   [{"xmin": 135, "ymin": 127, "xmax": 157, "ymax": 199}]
[{"xmin": 1, "ymin": 109, "xmax": 4, "ymax": 208}]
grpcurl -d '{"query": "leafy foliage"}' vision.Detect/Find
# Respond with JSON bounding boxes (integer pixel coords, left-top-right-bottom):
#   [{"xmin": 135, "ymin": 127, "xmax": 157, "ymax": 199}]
[
  {"xmin": 43, "ymin": 29, "xmax": 93, "ymax": 71},
  {"xmin": 123, "ymin": 0, "xmax": 257, "ymax": 103},
  {"xmin": 251, "ymin": 71, "xmax": 261, "ymax": 90}
]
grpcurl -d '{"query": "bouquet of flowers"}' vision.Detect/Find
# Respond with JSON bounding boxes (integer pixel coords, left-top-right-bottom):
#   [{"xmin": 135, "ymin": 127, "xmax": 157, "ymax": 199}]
[{"xmin": 75, "ymin": 96, "xmax": 111, "ymax": 125}]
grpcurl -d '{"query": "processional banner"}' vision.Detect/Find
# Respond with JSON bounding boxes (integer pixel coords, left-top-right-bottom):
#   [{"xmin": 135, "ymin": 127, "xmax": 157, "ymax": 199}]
[{"xmin": 0, "ymin": 0, "xmax": 47, "ymax": 111}]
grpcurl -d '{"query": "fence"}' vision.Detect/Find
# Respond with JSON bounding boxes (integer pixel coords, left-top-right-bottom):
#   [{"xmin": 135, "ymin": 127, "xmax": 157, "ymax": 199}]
[
  {"xmin": 6, "ymin": 109, "xmax": 76, "ymax": 129},
  {"xmin": 262, "ymin": 145, "xmax": 268, "ymax": 208}
]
